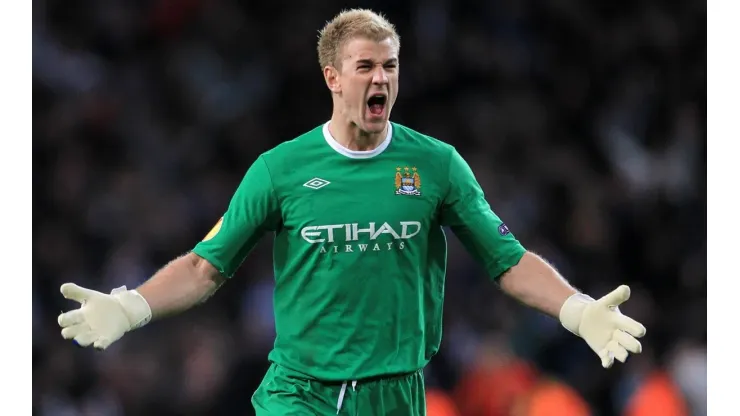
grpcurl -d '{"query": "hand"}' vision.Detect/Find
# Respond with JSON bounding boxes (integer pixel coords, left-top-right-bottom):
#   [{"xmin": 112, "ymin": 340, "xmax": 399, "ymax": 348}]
[
  {"xmin": 559, "ymin": 285, "xmax": 647, "ymax": 368},
  {"xmin": 57, "ymin": 283, "xmax": 152, "ymax": 350}
]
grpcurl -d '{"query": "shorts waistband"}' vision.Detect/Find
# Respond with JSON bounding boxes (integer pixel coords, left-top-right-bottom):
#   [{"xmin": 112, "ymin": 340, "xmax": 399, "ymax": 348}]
[{"xmin": 320, "ymin": 369, "xmax": 422, "ymax": 386}]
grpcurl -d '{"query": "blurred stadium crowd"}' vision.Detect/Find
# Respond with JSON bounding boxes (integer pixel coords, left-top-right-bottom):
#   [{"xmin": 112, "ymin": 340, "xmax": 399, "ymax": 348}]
[{"xmin": 32, "ymin": 0, "xmax": 706, "ymax": 415}]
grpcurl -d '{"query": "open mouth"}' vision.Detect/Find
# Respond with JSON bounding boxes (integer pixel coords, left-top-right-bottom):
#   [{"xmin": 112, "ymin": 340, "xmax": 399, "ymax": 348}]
[{"xmin": 367, "ymin": 94, "xmax": 387, "ymax": 116}]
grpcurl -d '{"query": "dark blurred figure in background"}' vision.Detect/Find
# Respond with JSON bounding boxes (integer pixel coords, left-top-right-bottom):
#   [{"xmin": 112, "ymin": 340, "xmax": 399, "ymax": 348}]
[{"xmin": 32, "ymin": 0, "xmax": 705, "ymax": 415}]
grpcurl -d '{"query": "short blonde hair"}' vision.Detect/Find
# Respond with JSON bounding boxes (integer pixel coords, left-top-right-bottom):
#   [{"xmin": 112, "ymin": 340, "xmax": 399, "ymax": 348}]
[{"xmin": 317, "ymin": 9, "xmax": 400, "ymax": 70}]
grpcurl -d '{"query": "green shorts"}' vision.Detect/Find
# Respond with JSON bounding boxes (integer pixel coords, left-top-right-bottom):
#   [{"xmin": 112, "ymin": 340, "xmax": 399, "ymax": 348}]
[{"xmin": 251, "ymin": 363, "xmax": 426, "ymax": 415}]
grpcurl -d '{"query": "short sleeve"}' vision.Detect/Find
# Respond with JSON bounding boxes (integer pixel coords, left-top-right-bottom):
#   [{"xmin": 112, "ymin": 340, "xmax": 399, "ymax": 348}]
[
  {"xmin": 192, "ymin": 156, "xmax": 281, "ymax": 278},
  {"xmin": 439, "ymin": 149, "xmax": 526, "ymax": 280}
]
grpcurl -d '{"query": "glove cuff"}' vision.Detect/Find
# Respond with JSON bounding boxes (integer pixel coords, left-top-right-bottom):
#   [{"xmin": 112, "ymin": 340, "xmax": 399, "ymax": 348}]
[
  {"xmin": 111, "ymin": 287, "xmax": 152, "ymax": 331},
  {"xmin": 559, "ymin": 293, "xmax": 595, "ymax": 336}
]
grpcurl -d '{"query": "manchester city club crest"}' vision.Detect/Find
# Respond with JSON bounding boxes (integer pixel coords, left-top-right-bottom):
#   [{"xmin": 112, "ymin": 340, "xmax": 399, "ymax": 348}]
[{"xmin": 395, "ymin": 166, "xmax": 421, "ymax": 196}]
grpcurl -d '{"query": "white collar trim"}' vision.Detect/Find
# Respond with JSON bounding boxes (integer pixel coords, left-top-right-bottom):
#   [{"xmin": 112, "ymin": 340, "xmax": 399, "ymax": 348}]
[{"xmin": 322, "ymin": 121, "xmax": 392, "ymax": 159}]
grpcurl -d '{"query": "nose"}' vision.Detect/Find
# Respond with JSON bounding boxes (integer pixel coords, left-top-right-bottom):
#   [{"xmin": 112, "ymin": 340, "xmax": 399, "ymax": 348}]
[{"xmin": 372, "ymin": 66, "xmax": 389, "ymax": 85}]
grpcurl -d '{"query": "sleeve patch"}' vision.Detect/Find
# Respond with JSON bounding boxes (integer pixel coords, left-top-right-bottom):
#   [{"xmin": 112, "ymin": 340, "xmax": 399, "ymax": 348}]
[
  {"xmin": 498, "ymin": 223, "xmax": 510, "ymax": 236},
  {"xmin": 203, "ymin": 217, "xmax": 224, "ymax": 241}
]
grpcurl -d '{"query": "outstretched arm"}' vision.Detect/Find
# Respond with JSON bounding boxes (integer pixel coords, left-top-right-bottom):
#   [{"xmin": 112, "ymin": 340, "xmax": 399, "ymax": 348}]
[
  {"xmin": 498, "ymin": 251, "xmax": 576, "ymax": 317},
  {"xmin": 58, "ymin": 156, "xmax": 281, "ymax": 350},
  {"xmin": 440, "ymin": 148, "xmax": 646, "ymax": 368},
  {"xmin": 58, "ymin": 252, "xmax": 224, "ymax": 350},
  {"xmin": 135, "ymin": 252, "xmax": 225, "ymax": 320},
  {"xmin": 499, "ymin": 251, "xmax": 646, "ymax": 368}
]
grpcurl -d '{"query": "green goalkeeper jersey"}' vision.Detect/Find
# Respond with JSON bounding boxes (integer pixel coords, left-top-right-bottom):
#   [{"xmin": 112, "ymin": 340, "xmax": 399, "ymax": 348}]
[{"xmin": 192, "ymin": 122, "xmax": 526, "ymax": 381}]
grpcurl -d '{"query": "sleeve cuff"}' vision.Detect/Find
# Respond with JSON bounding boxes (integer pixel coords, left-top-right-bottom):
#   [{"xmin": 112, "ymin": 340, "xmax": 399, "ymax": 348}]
[
  {"xmin": 489, "ymin": 245, "xmax": 527, "ymax": 281},
  {"xmin": 191, "ymin": 247, "xmax": 233, "ymax": 279}
]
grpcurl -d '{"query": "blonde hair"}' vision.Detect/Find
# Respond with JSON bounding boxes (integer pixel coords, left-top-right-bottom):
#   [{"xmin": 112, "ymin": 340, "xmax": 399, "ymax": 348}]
[{"xmin": 317, "ymin": 9, "xmax": 400, "ymax": 70}]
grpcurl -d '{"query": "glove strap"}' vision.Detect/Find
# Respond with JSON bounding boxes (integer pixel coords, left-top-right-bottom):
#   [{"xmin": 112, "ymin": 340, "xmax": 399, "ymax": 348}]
[
  {"xmin": 111, "ymin": 286, "xmax": 153, "ymax": 330},
  {"xmin": 559, "ymin": 293, "xmax": 595, "ymax": 336}
]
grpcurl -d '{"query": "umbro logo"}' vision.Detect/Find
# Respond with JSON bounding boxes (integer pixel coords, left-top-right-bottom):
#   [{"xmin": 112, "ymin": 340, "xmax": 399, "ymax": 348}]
[{"xmin": 303, "ymin": 178, "xmax": 331, "ymax": 190}]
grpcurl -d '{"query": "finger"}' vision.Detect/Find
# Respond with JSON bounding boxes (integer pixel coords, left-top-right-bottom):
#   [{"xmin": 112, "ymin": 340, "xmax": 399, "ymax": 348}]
[
  {"xmin": 607, "ymin": 340, "xmax": 629, "ymax": 363},
  {"xmin": 60, "ymin": 283, "xmax": 97, "ymax": 304},
  {"xmin": 613, "ymin": 315, "xmax": 647, "ymax": 338},
  {"xmin": 73, "ymin": 331, "xmax": 99, "ymax": 348},
  {"xmin": 598, "ymin": 285, "xmax": 631, "ymax": 307},
  {"xmin": 58, "ymin": 309, "xmax": 85, "ymax": 327},
  {"xmin": 61, "ymin": 323, "xmax": 90, "ymax": 340},
  {"xmin": 598, "ymin": 348, "xmax": 614, "ymax": 369},
  {"xmin": 93, "ymin": 337, "xmax": 114, "ymax": 351},
  {"xmin": 614, "ymin": 329, "xmax": 642, "ymax": 354}
]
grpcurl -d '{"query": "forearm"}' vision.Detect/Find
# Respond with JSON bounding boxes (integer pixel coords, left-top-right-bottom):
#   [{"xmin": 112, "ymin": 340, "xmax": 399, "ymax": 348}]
[
  {"xmin": 499, "ymin": 251, "xmax": 578, "ymax": 317},
  {"xmin": 136, "ymin": 252, "xmax": 226, "ymax": 320}
]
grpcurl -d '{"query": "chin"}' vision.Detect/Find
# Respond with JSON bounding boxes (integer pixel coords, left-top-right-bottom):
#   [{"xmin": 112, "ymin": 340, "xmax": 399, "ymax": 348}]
[
  {"xmin": 364, "ymin": 120, "xmax": 386, "ymax": 133},
  {"xmin": 361, "ymin": 113, "xmax": 390, "ymax": 134}
]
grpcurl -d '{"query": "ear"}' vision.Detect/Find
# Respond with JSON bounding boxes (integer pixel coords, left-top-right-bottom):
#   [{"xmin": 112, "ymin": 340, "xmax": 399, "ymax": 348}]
[{"xmin": 324, "ymin": 66, "xmax": 341, "ymax": 93}]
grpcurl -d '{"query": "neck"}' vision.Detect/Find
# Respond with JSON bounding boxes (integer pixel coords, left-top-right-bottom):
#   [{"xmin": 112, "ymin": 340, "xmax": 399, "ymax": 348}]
[{"xmin": 328, "ymin": 112, "xmax": 387, "ymax": 151}]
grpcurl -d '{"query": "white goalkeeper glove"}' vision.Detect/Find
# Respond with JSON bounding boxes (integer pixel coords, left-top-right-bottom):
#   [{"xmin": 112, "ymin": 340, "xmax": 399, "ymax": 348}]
[
  {"xmin": 57, "ymin": 283, "xmax": 152, "ymax": 350},
  {"xmin": 559, "ymin": 285, "xmax": 647, "ymax": 368}
]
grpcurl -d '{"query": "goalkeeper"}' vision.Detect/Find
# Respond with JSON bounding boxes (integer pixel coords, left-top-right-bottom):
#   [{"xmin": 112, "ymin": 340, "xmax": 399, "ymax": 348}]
[{"xmin": 57, "ymin": 8, "xmax": 646, "ymax": 415}]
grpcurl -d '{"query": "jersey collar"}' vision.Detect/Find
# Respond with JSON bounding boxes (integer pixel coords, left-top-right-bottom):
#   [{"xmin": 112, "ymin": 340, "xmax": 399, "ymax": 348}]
[{"xmin": 322, "ymin": 121, "xmax": 393, "ymax": 159}]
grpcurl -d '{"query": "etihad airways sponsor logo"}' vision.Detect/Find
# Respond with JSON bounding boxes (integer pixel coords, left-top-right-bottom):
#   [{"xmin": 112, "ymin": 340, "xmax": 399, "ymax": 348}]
[{"xmin": 300, "ymin": 221, "xmax": 421, "ymax": 253}]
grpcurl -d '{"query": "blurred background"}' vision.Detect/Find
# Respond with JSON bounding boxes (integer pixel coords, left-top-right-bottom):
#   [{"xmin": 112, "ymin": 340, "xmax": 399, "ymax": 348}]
[{"xmin": 32, "ymin": 0, "xmax": 706, "ymax": 415}]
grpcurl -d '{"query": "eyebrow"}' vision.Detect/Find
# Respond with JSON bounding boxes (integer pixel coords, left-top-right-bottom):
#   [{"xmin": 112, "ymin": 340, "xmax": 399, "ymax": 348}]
[{"xmin": 356, "ymin": 58, "xmax": 399, "ymax": 66}]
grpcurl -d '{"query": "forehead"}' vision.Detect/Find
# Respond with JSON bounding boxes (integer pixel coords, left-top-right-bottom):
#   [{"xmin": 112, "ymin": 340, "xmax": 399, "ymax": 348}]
[{"xmin": 340, "ymin": 37, "xmax": 398, "ymax": 63}]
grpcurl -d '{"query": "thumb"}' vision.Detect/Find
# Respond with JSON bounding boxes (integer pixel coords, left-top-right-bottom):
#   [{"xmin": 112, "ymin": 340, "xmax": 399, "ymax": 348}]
[
  {"xmin": 599, "ymin": 348, "xmax": 615, "ymax": 369},
  {"xmin": 60, "ymin": 283, "xmax": 97, "ymax": 304},
  {"xmin": 598, "ymin": 285, "xmax": 631, "ymax": 307}
]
